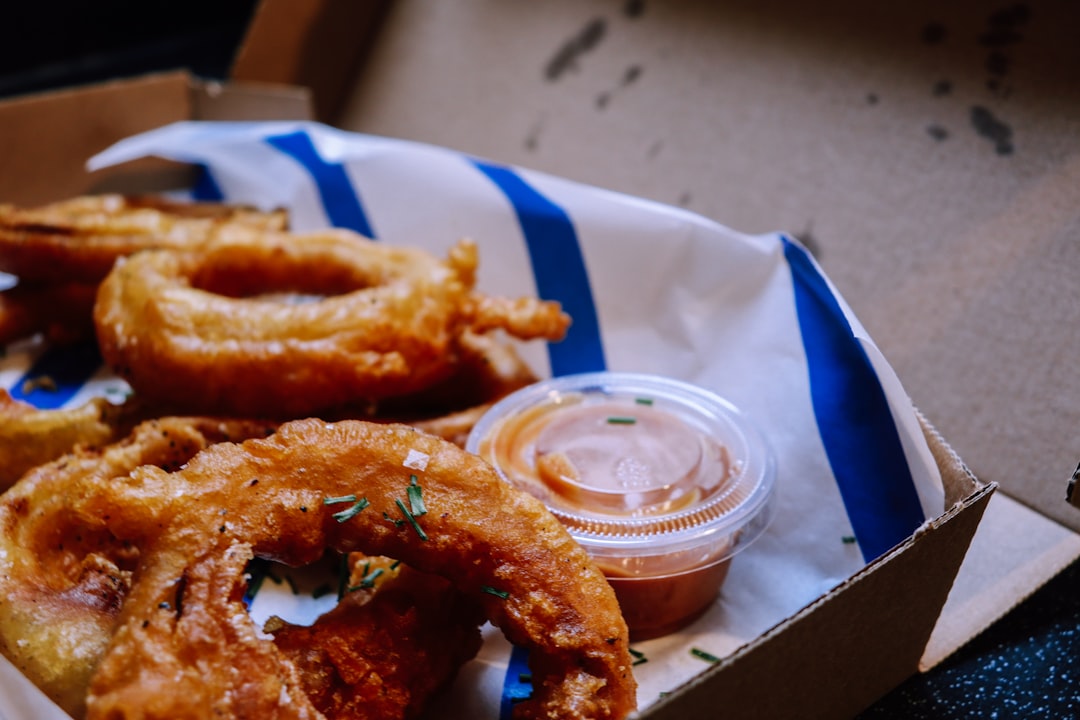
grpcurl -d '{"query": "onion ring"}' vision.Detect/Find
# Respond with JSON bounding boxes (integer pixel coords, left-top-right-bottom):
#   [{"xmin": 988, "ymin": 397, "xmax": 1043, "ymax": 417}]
[
  {"xmin": 93, "ymin": 229, "xmax": 570, "ymax": 418},
  {"xmin": 0, "ymin": 194, "xmax": 288, "ymax": 284},
  {"xmin": 75, "ymin": 418, "xmax": 636, "ymax": 720},
  {"xmin": 0, "ymin": 415, "xmax": 277, "ymax": 717}
]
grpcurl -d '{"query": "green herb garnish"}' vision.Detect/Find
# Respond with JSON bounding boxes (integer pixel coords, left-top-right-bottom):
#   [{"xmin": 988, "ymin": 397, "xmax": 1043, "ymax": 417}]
[
  {"xmin": 629, "ymin": 647, "xmax": 648, "ymax": 666},
  {"xmin": 395, "ymin": 498, "xmax": 429, "ymax": 541},
  {"xmin": 407, "ymin": 475, "xmax": 427, "ymax": 516},
  {"xmin": 481, "ymin": 585, "xmax": 510, "ymax": 599},
  {"xmin": 634, "ymin": 397, "xmax": 654, "ymax": 406},
  {"xmin": 690, "ymin": 647, "xmax": 720, "ymax": 664},
  {"xmin": 606, "ymin": 416, "xmax": 637, "ymax": 425},
  {"xmin": 332, "ymin": 498, "xmax": 370, "ymax": 523},
  {"xmin": 323, "ymin": 494, "xmax": 357, "ymax": 506},
  {"xmin": 347, "ymin": 566, "xmax": 385, "ymax": 593},
  {"xmin": 841, "ymin": 535, "xmax": 857, "ymax": 544}
]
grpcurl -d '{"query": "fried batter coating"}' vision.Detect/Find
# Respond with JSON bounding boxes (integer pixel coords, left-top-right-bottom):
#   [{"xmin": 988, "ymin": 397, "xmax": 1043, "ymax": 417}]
[
  {"xmin": 94, "ymin": 229, "xmax": 569, "ymax": 419},
  {"xmin": 0, "ymin": 416, "xmax": 276, "ymax": 718},
  {"xmin": 0, "ymin": 390, "xmax": 123, "ymax": 492},
  {"xmin": 269, "ymin": 555, "xmax": 486, "ymax": 720},
  {"xmin": 0, "ymin": 282, "xmax": 98, "ymax": 345},
  {"xmin": 0, "ymin": 194, "xmax": 288, "ymax": 284},
  {"xmin": 75, "ymin": 419, "xmax": 636, "ymax": 720},
  {"xmin": 370, "ymin": 331, "xmax": 540, "ymax": 446}
]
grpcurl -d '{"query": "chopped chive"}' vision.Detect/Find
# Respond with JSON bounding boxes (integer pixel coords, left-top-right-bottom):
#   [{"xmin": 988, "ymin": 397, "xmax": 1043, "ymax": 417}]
[
  {"xmin": 390, "ymin": 559, "xmax": 401, "ymax": 570},
  {"xmin": 841, "ymin": 535, "xmax": 857, "ymax": 544},
  {"xmin": 629, "ymin": 648, "xmax": 648, "ymax": 666},
  {"xmin": 323, "ymin": 494, "xmax": 357, "ymax": 506},
  {"xmin": 361, "ymin": 567, "xmax": 384, "ymax": 588},
  {"xmin": 332, "ymin": 498, "xmax": 370, "ymax": 523},
  {"xmin": 481, "ymin": 585, "xmax": 510, "ymax": 599},
  {"xmin": 407, "ymin": 475, "xmax": 427, "ymax": 516},
  {"xmin": 690, "ymin": 647, "xmax": 720, "ymax": 664},
  {"xmin": 395, "ymin": 498, "xmax": 429, "ymax": 541},
  {"xmin": 346, "ymin": 566, "xmax": 386, "ymax": 593},
  {"xmin": 607, "ymin": 416, "xmax": 637, "ymax": 425},
  {"xmin": 383, "ymin": 511, "xmax": 404, "ymax": 528},
  {"xmin": 634, "ymin": 397, "xmax": 654, "ymax": 405}
]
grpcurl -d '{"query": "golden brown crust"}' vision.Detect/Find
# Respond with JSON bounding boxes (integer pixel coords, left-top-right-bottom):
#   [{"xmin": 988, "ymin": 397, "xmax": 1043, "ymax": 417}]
[
  {"xmin": 0, "ymin": 194, "xmax": 288, "ymax": 284},
  {"xmin": 93, "ymin": 229, "xmax": 568, "ymax": 419},
  {"xmin": 271, "ymin": 556, "xmax": 486, "ymax": 720},
  {"xmin": 0, "ymin": 390, "xmax": 122, "ymax": 492},
  {"xmin": 75, "ymin": 419, "xmax": 636, "ymax": 720},
  {"xmin": 0, "ymin": 416, "xmax": 277, "ymax": 717},
  {"xmin": 0, "ymin": 282, "xmax": 99, "ymax": 346}
]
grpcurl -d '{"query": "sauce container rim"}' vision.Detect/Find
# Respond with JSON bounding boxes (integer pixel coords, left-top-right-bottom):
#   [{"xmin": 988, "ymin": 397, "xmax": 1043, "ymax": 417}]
[{"xmin": 466, "ymin": 371, "xmax": 778, "ymax": 561}]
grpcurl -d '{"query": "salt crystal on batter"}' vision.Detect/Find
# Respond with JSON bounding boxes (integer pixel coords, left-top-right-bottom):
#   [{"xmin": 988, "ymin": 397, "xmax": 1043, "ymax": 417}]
[{"xmin": 403, "ymin": 449, "xmax": 430, "ymax": 471}]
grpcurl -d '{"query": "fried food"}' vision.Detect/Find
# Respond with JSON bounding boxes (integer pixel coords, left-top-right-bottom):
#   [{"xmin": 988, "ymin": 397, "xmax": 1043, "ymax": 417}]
[
  {"xmin": 74, "ymin": 419, "xmax": 636, "ymax": 720},
  {"xmin": 0, "ymin": 194, "xmax": 288, "ymax": 284},
  {"xmin": 0, "ymin": 415, "xmax": 277, "ymax": 718},
  {"xmin": 0, "ymin": 282, "xmax": 98, "ymax": 345},
  {"xmin": 268, "ymin": 555, "xmax": 485, "ymax": 720},
  {"xmin": 0, "ymin": 389, "xmax": 124, "ymax": 492},
  {"xmin": 93, "ymin": 228, "xmax": 569, "ymax": 418},
  {"xmin": 370, "ymin": 331, "xmax": 540, "ymax": 446}
]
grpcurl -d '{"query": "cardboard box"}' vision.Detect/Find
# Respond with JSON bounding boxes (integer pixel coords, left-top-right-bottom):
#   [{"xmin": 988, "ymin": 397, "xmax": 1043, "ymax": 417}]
[{"xmin": 1, "ymin": 0, "xmax": 1077, "ymax": 717}]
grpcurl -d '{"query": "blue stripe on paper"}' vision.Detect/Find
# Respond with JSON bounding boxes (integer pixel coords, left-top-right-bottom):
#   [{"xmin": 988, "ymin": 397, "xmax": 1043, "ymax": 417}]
[
  {"xmin": 499, "ymin": 645, "xmax": 534, "ymax": 718},
  {"xmin": 190, "ymin": 163, "xmax": 225, "ymax": 201},
  {"xmin": 10, "ymin": 339, "xmax": 103, "ymax": 409},
  {"xmin": 472, "ymin": 161, "xmax": 606, "ymax": 376},
  {"xmin": 782, "ymin": 236, "xmax": 926, "ymax": 562},
  {"xmin": 266, "ymin": 131, "xmax": 376, "ymax": 238}
]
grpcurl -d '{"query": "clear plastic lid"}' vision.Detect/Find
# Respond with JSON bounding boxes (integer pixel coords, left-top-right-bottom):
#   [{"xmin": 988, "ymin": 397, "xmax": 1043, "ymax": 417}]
[{"xmin": 466, "ymin": 372, "xmax": 777, "ymax": 571}]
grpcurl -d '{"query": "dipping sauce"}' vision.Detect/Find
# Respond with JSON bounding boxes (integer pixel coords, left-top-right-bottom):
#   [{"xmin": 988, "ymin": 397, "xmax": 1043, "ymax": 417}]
[{"xmin": 467, "ymin": 372, "xmax": 776, "ymax": 640}]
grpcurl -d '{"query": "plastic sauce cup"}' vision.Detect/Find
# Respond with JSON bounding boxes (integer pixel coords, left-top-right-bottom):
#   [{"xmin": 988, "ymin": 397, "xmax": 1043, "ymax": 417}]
[{"xmin": 466, "ymin": 372, "xmax": 777, "ymax": 640}]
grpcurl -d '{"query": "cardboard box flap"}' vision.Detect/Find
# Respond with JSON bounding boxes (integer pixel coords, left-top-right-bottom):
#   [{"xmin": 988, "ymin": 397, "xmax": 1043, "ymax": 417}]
[
  {"xmin": 0, "ymin": 72, "xmax": 194, "ymax": 205},
  {"xmin": 924, "ymin": 490, "xmax": 1080, "ymax": 669},
  {"xmin": 0, "ymin": 71, "xmax": 315, "ymax": 205}
]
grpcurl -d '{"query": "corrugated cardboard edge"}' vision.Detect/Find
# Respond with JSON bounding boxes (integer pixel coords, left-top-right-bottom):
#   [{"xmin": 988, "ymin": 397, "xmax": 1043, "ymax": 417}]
[
  {"xmin": 922, "ymin": 491, "xmax": 1080, "ymax": 670},
  {"xmin": 191, "ymin": 79, "xmax": 313, "ymax": 123},
  {"xmin": 641, "ymin": 418, "xmax": 993, "ymax": 720}
]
